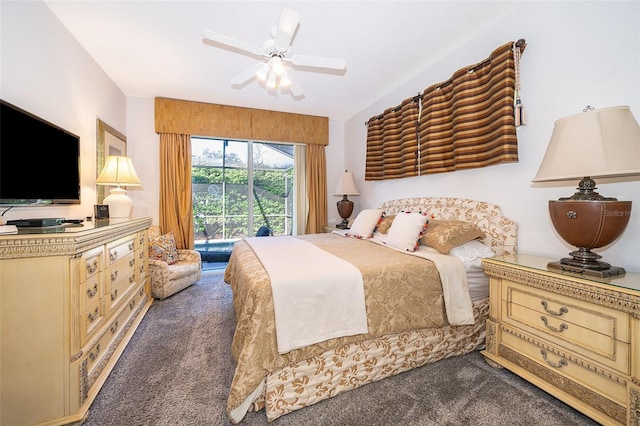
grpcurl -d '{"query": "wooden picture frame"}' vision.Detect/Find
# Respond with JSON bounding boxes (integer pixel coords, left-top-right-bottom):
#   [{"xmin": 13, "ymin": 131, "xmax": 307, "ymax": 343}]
[{"xmin": 96, "ymin": 119, "xmax": 127, "ymax": 204}]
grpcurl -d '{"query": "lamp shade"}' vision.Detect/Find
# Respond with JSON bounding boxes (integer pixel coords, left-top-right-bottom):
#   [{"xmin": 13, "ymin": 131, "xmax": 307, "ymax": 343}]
[
  {"xmin": 533, "ymin": 106, "xmax": 640, "ymax": 182},
  {"xmin": 96, "ymin": 156, "xmax": 142, "ymax": 187},
  {"xmin": 334, "ymin": 170, "xmax": 360, "ymax": 196},
  {"xmin": 95, "ymin": 156, "xmax": 142, "ymax": 218}
]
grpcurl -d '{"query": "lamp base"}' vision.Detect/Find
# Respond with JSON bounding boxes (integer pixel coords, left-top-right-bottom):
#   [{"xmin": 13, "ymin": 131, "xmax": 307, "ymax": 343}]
[
  {"xmin": 103, "ymin": 187, "xmax": 133, "ymax": 218},
  {"xmin": 336, "ymin": 195, "xmax": 354, "ymax": 229},
  {"xmin": 547, "ymin": 260, "xmax": 626, "ymax": 278},
  {"xmin": 336, "ymin": 219, "xmax": 350, "ymax": 229}
]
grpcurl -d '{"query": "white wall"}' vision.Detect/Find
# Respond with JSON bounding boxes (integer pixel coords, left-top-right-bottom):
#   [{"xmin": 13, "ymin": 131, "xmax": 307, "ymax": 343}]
[
  {"xmin": 0, "ymin": 1, "xmax": 127, "ymax": 222},
  {"xmin": 343, "ymin": 1, "xmax": 640, "ymax": 272}
]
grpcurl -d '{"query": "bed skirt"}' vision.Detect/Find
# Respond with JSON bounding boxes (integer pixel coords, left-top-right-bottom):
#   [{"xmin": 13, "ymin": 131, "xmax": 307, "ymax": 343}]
[{"xmin": 234, "ymin": 297, "xmax": 489, "ymax": 422}]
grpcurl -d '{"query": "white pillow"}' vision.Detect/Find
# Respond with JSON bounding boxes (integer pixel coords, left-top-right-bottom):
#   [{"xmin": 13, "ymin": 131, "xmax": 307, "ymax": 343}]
[
  {"xmin": 449, "ymin": 240, "xmax": 495, "ymax": 269},
  {"xmin": 346, "ymin": 209, "xmax": 383, "ymax": 238},
  {"xmin": 385, "ymin": 212, "xmax": 429, "ymax": 251}
]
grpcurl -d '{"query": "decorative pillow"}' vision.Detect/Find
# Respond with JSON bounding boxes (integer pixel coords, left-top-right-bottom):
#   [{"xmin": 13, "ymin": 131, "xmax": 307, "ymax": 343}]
[
  {"xmin": 149, "ymin": 231, "xmax": 179, "ymax": 265},
  {"xmin": 421, "ymin": 220, "xmax": 485, "ymax": 254},
  {"xmin": 375, "ymin": 214, "xmax": 395, "ymax": 234},
  {"xmin": 346, "ymin": 209, "xmax": 383, "ymax": 238},
  {"xmin": 385, "ymin": 212, "xmax": 429, "ymax": 252}
]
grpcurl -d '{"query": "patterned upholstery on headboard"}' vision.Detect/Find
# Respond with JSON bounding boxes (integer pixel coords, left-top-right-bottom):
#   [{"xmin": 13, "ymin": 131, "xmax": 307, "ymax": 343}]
[{"xmin": 379, "ymin": 197, "xmax": 518, "ymax": 256}]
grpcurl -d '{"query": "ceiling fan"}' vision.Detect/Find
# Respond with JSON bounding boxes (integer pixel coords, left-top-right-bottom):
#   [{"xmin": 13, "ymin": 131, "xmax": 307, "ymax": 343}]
[{"xmin": 202, "ymin": 7, "xmax": 346, "ymax": 97}]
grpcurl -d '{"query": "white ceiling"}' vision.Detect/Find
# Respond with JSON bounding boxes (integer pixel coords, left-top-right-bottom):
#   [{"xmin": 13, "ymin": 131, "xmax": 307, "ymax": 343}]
[{"xmin": 43, "ymin": 1, "xmax": 523, "ymax": 122}]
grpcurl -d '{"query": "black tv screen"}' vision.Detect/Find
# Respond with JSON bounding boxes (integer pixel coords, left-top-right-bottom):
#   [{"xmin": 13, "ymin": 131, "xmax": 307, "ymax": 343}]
[{"xmin": 0, "ymin": 99, "xmax": 81, "ymax": 205}]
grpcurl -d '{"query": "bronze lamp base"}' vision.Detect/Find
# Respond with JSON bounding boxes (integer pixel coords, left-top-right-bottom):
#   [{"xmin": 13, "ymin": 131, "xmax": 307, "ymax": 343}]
[
  {"xmin": 548, "ymin": 195, "xmax": 631, "ymax": 278},
  {"xmin": 336, "ymin": 195, "xmax": 354, "ymax": 229}
]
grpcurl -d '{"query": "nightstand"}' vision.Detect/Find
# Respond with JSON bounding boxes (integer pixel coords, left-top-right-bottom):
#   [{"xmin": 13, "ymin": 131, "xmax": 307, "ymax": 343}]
[{"xmin": 481, "ymin": 254, "xmax": 639, "ymax": 426}]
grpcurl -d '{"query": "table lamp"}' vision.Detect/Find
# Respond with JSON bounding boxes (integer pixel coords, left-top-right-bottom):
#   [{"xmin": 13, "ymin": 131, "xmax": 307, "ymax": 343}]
[
  {"xmin": 532, "ymin": 106, "xmax": 640, "ymax": 277},
  {"xmin": 334, "ymin": 170, "xmax": 360, "ymax": 229},
  {"xmin": 96, "ymin": 155, "xmax": 142, "ymax": 218}
]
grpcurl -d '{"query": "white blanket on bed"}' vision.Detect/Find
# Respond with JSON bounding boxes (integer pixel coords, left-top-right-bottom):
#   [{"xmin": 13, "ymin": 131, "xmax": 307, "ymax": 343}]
[{"xmin": 245, "ymin": 236, "xmax": 368, "ymax": 354}]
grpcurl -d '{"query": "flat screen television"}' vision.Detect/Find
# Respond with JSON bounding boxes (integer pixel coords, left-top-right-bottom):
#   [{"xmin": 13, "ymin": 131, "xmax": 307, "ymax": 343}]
[{"xmin": 0, "ymin": 99, "xmax": 81, "ymax": 206}]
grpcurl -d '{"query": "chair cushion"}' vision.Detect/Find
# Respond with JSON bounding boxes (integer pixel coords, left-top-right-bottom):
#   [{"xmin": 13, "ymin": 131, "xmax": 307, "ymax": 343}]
[{"xmin": 149, "ymin": 231, "xmax": 179, "ymax": 265}]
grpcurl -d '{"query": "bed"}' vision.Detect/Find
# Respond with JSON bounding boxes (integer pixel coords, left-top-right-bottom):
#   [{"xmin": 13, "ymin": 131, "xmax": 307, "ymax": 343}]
[{"xmin": 223, "ymin": 197, "xmax": 517, "ymax": 423}]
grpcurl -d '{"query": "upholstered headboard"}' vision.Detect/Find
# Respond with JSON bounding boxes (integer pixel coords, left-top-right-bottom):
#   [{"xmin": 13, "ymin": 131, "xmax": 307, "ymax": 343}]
[{"xmin": 378, "ymin": 197, "xmax": 518, "ymax": 256}]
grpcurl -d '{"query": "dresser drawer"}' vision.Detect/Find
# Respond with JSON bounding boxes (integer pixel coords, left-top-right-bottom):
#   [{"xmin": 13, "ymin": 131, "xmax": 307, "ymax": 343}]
[
  {"xmin": 79, "ymin": 299, "xmax": 105, "ymax": 346},
  {"xmin": 502, "ymin": 281, "xmax": 629, "ymax": 342},
  {"xmin": 80, "ymin": 272, "xmax": 103, "ymax": 313},
  {"xmin": 84, "ymin": 283, "xmax": 149, "ymax": 390},
  {"xmin": 79, "ymin": 246, "xmax": 104, "ymax": 282},
  {"xmin": 501, "ymin": 328, "xmax": 628, "ymax": 407},
  {"xmin": 105, "ymin": 252, "xmax": 137, "ymax": 313},
  {"xmin": 136, "ymin": 247, "xmax": 148, "ymax": 278},
  {"xmin": 501, "ymin": 282, "xmax": 630, "ymax": 374},
  {"xmin": 107, "ymin": 235, "xmax": 136, "ymax": 266}
]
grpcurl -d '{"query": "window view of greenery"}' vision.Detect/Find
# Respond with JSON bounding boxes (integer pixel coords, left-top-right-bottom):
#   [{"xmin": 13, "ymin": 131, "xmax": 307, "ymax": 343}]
[{"xmin": 192, "ymin": 137, "xmax": 294, "ymax": 242}]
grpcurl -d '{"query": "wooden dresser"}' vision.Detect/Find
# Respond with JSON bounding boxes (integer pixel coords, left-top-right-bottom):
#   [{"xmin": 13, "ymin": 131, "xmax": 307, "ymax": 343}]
[
  {"xmin": 0, "ymin": 217, "xmax": 152, "ymax": 425},
  {"xmin": 482, "ymin": 254, "xmax": 639, "ymax": 426}
]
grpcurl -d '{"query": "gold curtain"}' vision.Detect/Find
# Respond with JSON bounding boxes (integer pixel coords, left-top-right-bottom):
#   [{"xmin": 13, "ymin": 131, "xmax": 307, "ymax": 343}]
[
  {"xmin": 305, "ymin": 144, "xmax": 327, "ymax": 234},
  {"xmin": 418, "ymin": 41, "xmax": 521, "ymax": 174},
  {"xmin": 365, "ymin": 97, "xmax": 420, "ymax": 180},
  {"xmin": 158, "ymin": 133, "xmax": 194, "ymax": 249},
  {"xmin": 155, "ymin": 97, "xmax": 328, "ymax": 236}
]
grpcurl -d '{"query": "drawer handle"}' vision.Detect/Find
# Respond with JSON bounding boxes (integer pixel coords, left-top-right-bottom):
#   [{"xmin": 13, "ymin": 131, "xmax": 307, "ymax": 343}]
[
  {"xmin": 86, "ymin": 260, "xmax": 98, "ymax": 274},
  {"xmin": 87, "ymin": 284, "xmax": 98, "ymax": 298},
  {"xmin": 88, "ymin": 307, "xmax": 99, "ymax": 322},
  {"xmin": 139, "ymin": 288, "xmax": 144, "ymax": 296},
  {"xmin": 128, "ymin": 242, "xmax": 135, "ymax": 251},
  {"xmin": 129, "ymin": 259, "xmax": 135, "ymax": 267},
  {"xmin": 540, "ymin": 349, "xmax": 568, "ymax": 369},
  {"xmin": 129, "ymin": 299, "xmax": 136, "ymax": 310},
  {"xmin": 129, "ymin": 275, "xmax": 135, "ymax": 284},
  {"xmin": 110, "ymin": 250, "xmax": 118, "ymax": 262},
  {"xmin": 111, "ymin": 271, "xmax": 118, "ymax": 282},
  {"xmin": 111, "ymin": 289, "xmax": 118, "ymax": 301},
  {"xmin": 540, "ymin": 316, "xmax": 568, "ymax": 333},
  {"xmin": 89, "ymin": 343, "xmax": 101, "ymax": 361},
  {"xmin": 541, "ymin": 301, "xmax": 568, "ymax": 316},
  {"xmin": 110, "ymin": 321, "xmax": 119, "ymax": 334}
]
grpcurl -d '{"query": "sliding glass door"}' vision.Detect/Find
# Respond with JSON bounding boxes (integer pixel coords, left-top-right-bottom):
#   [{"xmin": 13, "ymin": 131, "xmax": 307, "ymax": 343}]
[{"xmin": 192, "ymin": 137, "xmax": 295, "ymax": 242}]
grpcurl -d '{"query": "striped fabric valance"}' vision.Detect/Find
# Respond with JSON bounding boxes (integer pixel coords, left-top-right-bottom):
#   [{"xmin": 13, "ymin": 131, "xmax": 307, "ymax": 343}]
[
  {"xmin": 365, "ymin": 40, "xmax": 525, "ymax": 181},
  {"xmin": 365, "ymin": 97, "xmax": 420, "ymax": 180}
]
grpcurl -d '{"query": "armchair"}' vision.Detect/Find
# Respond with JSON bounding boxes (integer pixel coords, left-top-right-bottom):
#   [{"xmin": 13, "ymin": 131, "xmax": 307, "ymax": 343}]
[{"xmin": 148, "ymin": 226, "xmax": 202, "ymax": 299}]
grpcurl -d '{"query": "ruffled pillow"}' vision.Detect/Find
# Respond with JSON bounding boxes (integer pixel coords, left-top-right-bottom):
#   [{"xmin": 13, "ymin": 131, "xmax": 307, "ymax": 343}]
[
  {"xmin": 421, "ymin": 220, "xmax": 485, "ymax": 254},
  {"xmin": 385, "ymin": 212, "xmax": 429, "ymax": 252},
  {"xmin": 149, "ymin": 231, "xmax": 179, "ymax": 265},
  {"xmin": 347, "ymin": 209, "xmax": 383, "ymax": 238}
]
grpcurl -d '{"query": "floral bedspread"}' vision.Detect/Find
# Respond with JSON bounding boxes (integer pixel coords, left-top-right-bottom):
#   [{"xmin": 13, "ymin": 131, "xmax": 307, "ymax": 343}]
[{"xmin": 223, "ymin": 233, "xmax": 449, "ymax": 420}]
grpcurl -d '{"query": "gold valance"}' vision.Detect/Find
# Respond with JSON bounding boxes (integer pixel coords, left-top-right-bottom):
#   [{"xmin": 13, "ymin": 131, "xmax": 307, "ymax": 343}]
[{"xmin": 154, "ymin": 97, "xmax": 328, "ymax": 145}]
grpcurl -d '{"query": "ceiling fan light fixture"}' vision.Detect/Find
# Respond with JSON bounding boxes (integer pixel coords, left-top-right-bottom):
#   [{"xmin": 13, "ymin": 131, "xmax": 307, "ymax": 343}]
[
  {"xmin": 256, "ymin": 63, "xmax": 270, "ymax": 81},
  {"xmin": 280, "ymin": 69, "xmax": 291, "ymax": 88},
  {"xmin": 266, "ymin": 71, "xmax": 277, "ymax": 89},
  {"xmin": 271, "ymin": 57, "xmax": 284, "ymax": 76}
]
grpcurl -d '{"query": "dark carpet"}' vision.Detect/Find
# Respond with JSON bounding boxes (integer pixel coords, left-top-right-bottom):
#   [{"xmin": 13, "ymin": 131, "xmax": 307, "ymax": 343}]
[{"xmin": 83, "ymin": 270, "xmax": 596, "ymax": 425}]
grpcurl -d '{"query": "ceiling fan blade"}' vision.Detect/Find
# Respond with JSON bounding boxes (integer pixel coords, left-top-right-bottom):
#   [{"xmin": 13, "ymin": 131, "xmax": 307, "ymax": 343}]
[
  {"xmin": 273, "ymin": 8, "xmax": 300, "ymax": 51},
  {"xmin": 230, "ymin": 63, "xmax": 265, "ymax": 86},
  {"xmin": 288, "ymin": 72, "xmax": 304, "ymax": 97},
  {"xmin": 290, "ymin": 54, "xmax": 346, "ymax": 70},
  {"xmin": 202, "ymin": 30, "xmax": 264, "ymax": 57}
]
